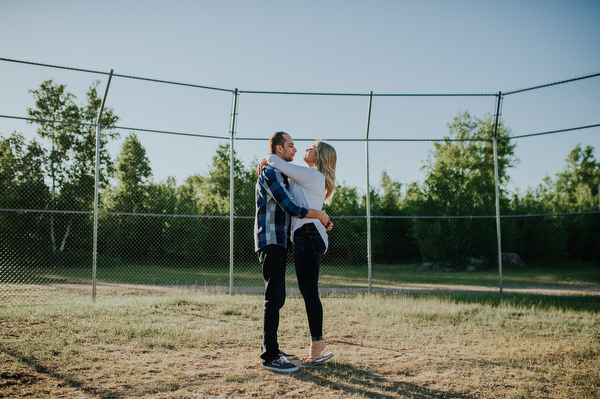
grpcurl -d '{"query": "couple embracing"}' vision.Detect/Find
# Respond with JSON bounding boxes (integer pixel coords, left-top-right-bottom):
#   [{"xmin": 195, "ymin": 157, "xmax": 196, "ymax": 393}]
[{"xmin": 254, "ymin": 131, "xmax": 337, "ymax": 373}]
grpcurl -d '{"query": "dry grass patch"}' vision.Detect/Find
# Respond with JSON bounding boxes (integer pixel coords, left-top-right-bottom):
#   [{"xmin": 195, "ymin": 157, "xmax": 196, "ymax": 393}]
[{"xmin": 1, "ymin": 290, "xmax": 599, "ymax": 398}]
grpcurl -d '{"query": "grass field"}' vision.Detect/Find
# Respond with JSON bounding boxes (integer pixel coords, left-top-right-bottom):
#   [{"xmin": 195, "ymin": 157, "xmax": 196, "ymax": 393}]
[
  {"xmin": 4, "ymin": 260, "xmax": 599, "ymax": 291},
  {"xmin": 1, "ymin": 287, "xmax": 599, "ymax": 398}
]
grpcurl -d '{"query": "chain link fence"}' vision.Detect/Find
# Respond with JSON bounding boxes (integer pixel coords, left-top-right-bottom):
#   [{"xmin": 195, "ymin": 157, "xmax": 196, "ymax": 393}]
[{"xmin": 1, "ymin": 58, "xmax": 599, "ymax": 305}]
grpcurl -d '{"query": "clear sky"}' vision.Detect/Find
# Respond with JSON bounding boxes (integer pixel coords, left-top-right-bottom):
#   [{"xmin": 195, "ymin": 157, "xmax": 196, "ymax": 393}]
[
  {"xmin": 2, "ymin": 0, "xmax": 599, "ymax": 93},
  {"xmin": 1, "ymin": 0, "xmax": 599, "ymax": 194}
]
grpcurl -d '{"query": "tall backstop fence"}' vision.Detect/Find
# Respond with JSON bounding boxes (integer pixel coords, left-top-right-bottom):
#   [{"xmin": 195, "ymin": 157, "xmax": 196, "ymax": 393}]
[{"xmin": 1, "ymin": 58, "xmax": 599, "ymax": 305}]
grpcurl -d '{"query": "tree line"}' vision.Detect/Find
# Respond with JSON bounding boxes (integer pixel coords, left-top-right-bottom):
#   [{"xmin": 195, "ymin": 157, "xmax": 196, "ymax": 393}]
[{"xmin": 1, "ymin": 81, "xmax": 598, "ymax": 269}]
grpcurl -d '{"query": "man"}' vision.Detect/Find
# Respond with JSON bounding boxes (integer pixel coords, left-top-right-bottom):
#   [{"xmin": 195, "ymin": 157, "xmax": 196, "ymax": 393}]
[{"xmin": 254, "ymin": 131, "xmax": 330, "ymax": 373}]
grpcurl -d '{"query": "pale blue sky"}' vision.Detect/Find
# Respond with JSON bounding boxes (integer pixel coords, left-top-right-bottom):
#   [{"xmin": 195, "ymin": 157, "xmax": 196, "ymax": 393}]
[
  {"xmin": 1, "ymin": 0, "xmax": 599, "ymax": 194},
  {"xmin": 2, "ymin": 0, "xmax": 599, "ymax": 93}
]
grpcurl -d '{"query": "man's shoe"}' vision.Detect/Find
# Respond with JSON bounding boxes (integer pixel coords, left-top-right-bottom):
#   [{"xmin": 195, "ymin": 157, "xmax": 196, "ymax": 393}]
[{"xmin": 262, "ymin": 355, "xmax": 299, "ymax": 373}]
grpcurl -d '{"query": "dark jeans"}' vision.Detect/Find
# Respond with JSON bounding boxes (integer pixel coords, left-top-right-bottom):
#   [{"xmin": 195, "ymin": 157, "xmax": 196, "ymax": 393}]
[
  {"xmin": 258, "ymin": 244, "xmax": 288, "ymax": 363},
  {"xmin": 294, "ymin": 223, "xmax": 325, "ymax": 341}
]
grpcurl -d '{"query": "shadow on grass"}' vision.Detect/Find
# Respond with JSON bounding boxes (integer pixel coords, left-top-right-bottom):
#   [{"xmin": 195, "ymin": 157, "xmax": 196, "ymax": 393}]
[
  {"xmin": 417, "ymin": 292, "xmax": 600, "ymax": 312},
  {"xmin": 0, "ymin": 342, "xmax": 207, "ymax": 399},
  {"xmin": 2, "ymin": 342, "xmax": 464, "ymax": 399},
  {"xmin": 291, "ymin": 361, "xmax": 471, "ymax": 399},
  {"xmin": 0, "ymin": 344, "xmax": 95, "ymax": 396}
]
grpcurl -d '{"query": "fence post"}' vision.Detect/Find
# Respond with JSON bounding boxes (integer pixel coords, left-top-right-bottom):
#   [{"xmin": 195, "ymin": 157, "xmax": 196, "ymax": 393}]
[
  {"xmin": 92, "ymin": 70, "xmax": 114, "ymax": 302},
  {"xmin": 229, "ymin": 89, "xmax": 239, "ymax": 295},
  {"xmin": 493, "ymin": 91, "xmax": 504, "ymax": 295},
  {"xmin": 365, "ymin": 91, "xmax": 373, "ymax": 292}
]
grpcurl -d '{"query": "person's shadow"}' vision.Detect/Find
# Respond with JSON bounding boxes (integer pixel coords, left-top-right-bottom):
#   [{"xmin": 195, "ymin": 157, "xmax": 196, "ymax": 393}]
[{"xmin": 291, "ymin": 361, "xmax": 471, "ymax": 399}]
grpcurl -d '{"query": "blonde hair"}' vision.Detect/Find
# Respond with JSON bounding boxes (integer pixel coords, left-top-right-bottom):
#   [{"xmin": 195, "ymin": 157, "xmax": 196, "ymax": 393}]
[{"xmin": 313, "ymin": 141, "xmax": 337, "ymax": 204}]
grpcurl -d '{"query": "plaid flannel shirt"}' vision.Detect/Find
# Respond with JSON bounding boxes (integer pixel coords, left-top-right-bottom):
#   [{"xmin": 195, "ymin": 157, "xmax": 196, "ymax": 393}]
[{"xmin": 254, "ymin": 164, "xmax": 309, "ymax": 251}]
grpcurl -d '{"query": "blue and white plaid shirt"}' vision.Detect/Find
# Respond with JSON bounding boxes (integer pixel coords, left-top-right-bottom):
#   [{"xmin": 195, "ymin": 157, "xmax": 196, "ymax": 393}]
[{"xmin": 254, "ymin": 164, "xmax": 309, "ymax": 251}]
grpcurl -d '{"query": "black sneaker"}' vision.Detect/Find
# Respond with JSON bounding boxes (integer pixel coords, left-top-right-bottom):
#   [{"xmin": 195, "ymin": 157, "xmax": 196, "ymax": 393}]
[{"xmin": 263, "ymin": 355, "xmax": 299, "ymax": 373}]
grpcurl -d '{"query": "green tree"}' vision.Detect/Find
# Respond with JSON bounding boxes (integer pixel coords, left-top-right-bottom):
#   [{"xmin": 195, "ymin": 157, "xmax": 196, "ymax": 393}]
[
  {"xmin": 506, "ymin": 188, "xmax": 567, "ymax": 262},
  {"xmin": 201, "ymin": 144, "xmax": 256, "ymax": 215},
  {"xmin": 0, "ymin": 133, "xmax": 49, "ymax": 259},
  {"xmin": 160, "ymin": 177, "xmax": 210, "ymax": 262},
  {"xmin": 325, "ymin": 185, "xmax": 367, "ymax": 264},
  {"xmin": 507, "ymin": 144, "xmax": 600, "ymax": 262},
  {"xmin": 554, "ymin": 144, "xmax": 600, "ymax": 212},
  {"xmin": 370, "ymin": 172, "xmax": 419, "ymax": 263},
  {"xmin": 27, "ymin": 80, "xmax": 78, "ymax": 203},
  {"xmin": 65, "ymin": 82, "xmax": 119, "ymax": 206},
  {"xmin": 27, "ymin": 80, "xmax": 118, "ymax": 254},
  {"xmin": 0, "ymin": 132, "xmax": 46, "ymax": 192},
  {"xmin": 412, "ymin": 111, "xmax": 516, "ymax": 267},
  {"xmin": 111, "ymin": 134, "xmax": 152, "ymax": 213},
  {"xmin": 102, "ymin": 134, "xmax": 152, "ymax": 259},
  {"xmin": 199, "ymin": 144, "xmax": 256, "ymax": 262},
  {"xmin": 552, "ymin": 144, "xmax": 599, "ymax": 261}
]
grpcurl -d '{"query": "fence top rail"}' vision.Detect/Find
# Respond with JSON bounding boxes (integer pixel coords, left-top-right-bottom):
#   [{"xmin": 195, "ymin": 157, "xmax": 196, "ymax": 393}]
[
  {"xmin": 0, "ymin": 57, "xmax": 234, "ymax": 93},
  {"xmin": 237, "ymin": 89, "xmax": 498, "ymax": 97},
  {"xmin": 1, "ymin": 58, "xmax": 497, "ymax": 96},
  {"xmin": 10, "ymin": 57, "xmax": 594, "ymax": 98},
  {"xmin": 0, "ymin": 57, "xmax": 111, "ymax": 76},
  {"xmin": 508, "ymin": 124, "xmax": 600, "ymax": 140},
  {"xmin": 503, "ymin": 72, "xmax": 600, "ymax": 95}
]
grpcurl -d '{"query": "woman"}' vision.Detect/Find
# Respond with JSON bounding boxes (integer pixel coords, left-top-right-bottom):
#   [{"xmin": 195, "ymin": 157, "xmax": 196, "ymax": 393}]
[{"xmin": 265, "ymin": 140, "xmax": 337, "ymax": 366}]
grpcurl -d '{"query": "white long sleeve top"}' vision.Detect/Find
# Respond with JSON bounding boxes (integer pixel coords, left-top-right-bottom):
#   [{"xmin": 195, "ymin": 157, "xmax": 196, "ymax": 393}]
[{"xmin": 266, "ymin": 154, "xmax": 329, "ymax": 252}]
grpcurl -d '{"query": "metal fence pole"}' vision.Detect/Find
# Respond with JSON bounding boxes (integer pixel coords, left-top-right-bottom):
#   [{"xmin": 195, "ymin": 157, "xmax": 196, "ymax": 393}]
[
  {"xmin": 365, "ymin": 92, "xmax": 373, "ymax": 292},
  {"xmin": 93, "ymin": 70, "xmax": 114, "ymax": 302},
  {"xmin": 492, "ymin": 91, "xmax": 504, "ymax": 295},
  {"xmin": 229, "ymin": 89, "xmax": 239, "ymax": 295}
]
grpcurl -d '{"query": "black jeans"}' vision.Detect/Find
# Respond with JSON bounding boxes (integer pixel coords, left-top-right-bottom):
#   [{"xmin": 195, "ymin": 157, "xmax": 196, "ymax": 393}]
[
  {"xmin": 258, "ymin": 244, "xmax": 288, "ymax": 363},
  {"xmin": 294, "ymin": 223, "xmax": 326, "ymax": 341}
]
